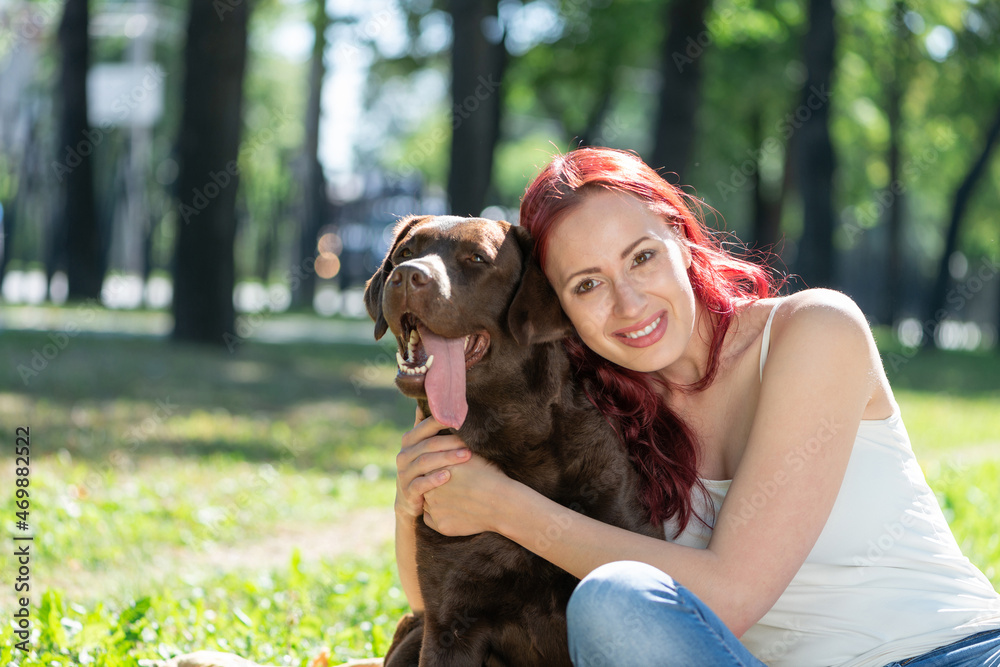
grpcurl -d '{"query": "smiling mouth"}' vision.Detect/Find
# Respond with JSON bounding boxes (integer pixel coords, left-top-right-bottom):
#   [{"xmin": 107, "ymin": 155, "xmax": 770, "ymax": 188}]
[
  {"xmin": 621, "ymin": 315, "xmax": 662, "ymax": 339},
  {"xmin": 614, "ymin": 311, "xmax": 666, "ymax": 340}
]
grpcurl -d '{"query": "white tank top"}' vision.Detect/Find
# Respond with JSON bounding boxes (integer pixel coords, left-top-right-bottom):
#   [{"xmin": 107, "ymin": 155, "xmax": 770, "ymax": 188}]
[{"xmin": 664, "ymin": 303, "xmax": 1000, "ymax": 667}]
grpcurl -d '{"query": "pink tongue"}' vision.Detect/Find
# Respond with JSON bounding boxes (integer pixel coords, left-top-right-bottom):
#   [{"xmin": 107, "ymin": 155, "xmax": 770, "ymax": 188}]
[{"xmin": 419, "ymin": 325, "xmax": 468, "ymax": 429}]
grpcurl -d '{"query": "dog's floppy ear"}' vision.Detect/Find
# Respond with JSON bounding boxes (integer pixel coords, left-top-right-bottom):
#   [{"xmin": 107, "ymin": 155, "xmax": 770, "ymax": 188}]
[
  {"xmin": 364, "ymin": 215, "xmax": 426, "ymax": 340},
  {"xmin": 507, "ymin": 226, "xmax": 574, "ymax": 346}
]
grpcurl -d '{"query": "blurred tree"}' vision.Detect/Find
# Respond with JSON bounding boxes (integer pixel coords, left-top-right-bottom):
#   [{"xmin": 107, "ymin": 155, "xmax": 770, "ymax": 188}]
[
  {"xmin": 880, "ymin": 1, "xmax": 913, "ymax": 326},
  {"xmin": 926, "ymin": 100, "xmax": 1000, "ymax": 345},
  {"xmin": 687, "ymin": 0, "xmax": 802, "ymax": 254},
  {"xmin": 794, "ymin": 0, "xmax": 837, "ymax": 288},
  {"xmin": 171, "ymin": 0, "xmax": 250, "ymax": 344},
  {"xmin": 292, "ymin": 0, "xmax": 332, "ymax": 308},
  {"xmin": 57, "ymin": 0, "xmax": 103, "ymax": 301},
  {"xmin": 447, "ymin": 0, "xmax": 506, "ymax": 217},
  {"xmin": 651, "ymin": 0, "xmax": 709, "ymax": 181}
]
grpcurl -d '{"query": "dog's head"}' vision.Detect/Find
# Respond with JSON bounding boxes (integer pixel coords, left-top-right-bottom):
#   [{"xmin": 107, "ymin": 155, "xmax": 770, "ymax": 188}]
[{"xmin": 364, "ymin": 215, "xmax": 573, "ymax": 429}]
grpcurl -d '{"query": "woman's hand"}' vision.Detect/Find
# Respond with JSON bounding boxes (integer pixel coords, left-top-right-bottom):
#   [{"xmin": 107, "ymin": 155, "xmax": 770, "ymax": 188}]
[
  {"xmin": 395, "ymin": 406, "xmax": 471, "ymax": 521},
  {"xmin": 422, "ymin": 453, "xmax": 511, "ymax": 537}
]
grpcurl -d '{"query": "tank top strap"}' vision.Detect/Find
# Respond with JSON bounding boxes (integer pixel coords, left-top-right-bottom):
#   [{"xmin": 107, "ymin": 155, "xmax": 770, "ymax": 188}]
[{"xmin": 759, "ymin": 302, "xmax": 782, "ymax": 383}]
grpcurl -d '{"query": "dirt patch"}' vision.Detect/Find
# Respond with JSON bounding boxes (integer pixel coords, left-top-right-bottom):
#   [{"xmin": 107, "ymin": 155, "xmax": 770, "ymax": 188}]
[{"xmin": 44, "ymin": 507, "xmax": 396, "ymax": 605}]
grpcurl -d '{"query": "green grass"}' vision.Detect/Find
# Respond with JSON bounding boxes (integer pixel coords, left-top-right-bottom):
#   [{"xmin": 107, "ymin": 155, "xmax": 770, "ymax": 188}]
[{"xmin": 0, "ymin": 322, "xmax": 998, "ymax": 666}]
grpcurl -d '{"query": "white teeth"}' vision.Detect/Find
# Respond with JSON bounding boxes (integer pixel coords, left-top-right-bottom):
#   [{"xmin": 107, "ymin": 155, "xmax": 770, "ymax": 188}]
[
  {"xmin": 397, "ymin": 351, "xmax": 432, "ymax": 375},
  {"xmin": 407, "ymin": 329, "xmax": 418, "ymax": 361},
  {"xmin": 464, "ymin": 335, "xmax": 470, "ymax": 351},
  {"xmin": 625, "ymin": 316, "xmax": 661, "ymax": 339}
]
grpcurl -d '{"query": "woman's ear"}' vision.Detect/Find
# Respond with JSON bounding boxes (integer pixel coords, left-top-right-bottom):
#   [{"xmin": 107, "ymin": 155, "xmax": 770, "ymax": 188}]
[{"xmin": 507, "ymin": 227, "xmax": 574, "ymax": 346}]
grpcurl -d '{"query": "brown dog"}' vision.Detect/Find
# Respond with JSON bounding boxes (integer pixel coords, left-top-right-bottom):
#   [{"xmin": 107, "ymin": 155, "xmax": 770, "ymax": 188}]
[{"xmin": 364, "ymin": 215, "xmax": 664, "ymax": 667}]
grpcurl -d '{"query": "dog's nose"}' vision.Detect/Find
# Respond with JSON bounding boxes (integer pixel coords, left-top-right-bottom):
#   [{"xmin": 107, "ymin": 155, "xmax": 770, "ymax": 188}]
[{"xmin": 390, "ymin": 265, "xmax": 431, "ymax": 290}]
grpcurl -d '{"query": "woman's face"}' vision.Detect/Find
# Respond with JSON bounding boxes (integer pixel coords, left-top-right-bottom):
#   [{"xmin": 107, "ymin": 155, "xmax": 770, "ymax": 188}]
[{"xmin": 542, "ymin": 189, "xmax": 696, "ymax": 373}]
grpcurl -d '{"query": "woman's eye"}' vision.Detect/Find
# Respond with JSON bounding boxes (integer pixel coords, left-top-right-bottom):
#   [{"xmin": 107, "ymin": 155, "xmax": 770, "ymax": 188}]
[
  {"xmin": 633, "ymin": 250, "xmax": 654, "ymax": 266},
  {"xmin": 575, "ymin": 278, "xmax": 598, "ymax": 294}
]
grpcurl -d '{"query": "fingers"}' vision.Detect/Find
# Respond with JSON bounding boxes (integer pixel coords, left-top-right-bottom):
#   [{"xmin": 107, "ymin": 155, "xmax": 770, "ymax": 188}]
[
  {"xmin": 396, "ymin": 466, "xmax": 452, "ymax": 519},
  {"xmin": 402, "ymin": 413, "xmax": 449, "ymax": 448},
  {"xmin": 396, "ymin": 443, "xmax": 469, "ymax": 481},
  {"xmin": 408, "ymin": 467, "xmax": 451, "ymax": 499}
]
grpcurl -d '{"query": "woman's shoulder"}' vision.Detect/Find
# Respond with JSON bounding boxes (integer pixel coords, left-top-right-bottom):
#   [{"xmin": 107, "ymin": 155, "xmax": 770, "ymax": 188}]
[
  {"xmin": 770, "ymin": 289, "xmax": 870, "ymax": 330},
  {"xmin": 766, "ymin": 289, "xmax": 875, "ymax": 361}
]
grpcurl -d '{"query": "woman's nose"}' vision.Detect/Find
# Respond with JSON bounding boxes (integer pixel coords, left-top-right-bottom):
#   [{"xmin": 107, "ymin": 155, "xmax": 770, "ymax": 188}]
[{"xmin": 612, "ymin": 280, "xmax": 645, "ymax": 319}]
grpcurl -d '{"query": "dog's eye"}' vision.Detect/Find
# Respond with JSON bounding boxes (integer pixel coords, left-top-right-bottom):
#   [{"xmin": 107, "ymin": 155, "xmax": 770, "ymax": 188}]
[
  {"xmin": 398, "ymin": 247, "xmax": 413, "ymax": 259},
  {"xmin": 471, "ymin": 254, "xmax": 486, "ymax": 263}
]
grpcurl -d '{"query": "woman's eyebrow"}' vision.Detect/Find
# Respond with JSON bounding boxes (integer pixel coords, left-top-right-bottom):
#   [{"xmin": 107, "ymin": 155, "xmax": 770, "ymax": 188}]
[{"xmin": 562, "ymin": 236, "xmax": 651, "ymax": 284}]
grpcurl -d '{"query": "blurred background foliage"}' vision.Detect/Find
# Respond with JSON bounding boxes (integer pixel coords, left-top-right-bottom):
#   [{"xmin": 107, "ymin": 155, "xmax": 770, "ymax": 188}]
[
  {"xmin": 1, "ymin": 3, "xmax": 999, "ymax": 663},
  {"xmin": 0, "ymin": 0, "xmax": 998, "ymax": 346}
]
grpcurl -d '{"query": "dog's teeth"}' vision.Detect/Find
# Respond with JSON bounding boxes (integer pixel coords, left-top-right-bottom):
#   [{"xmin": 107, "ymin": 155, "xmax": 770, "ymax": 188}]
[
  {"xmin": 425, "ymin": 354, "xmax": 434, "ymax": 370},
  {"xmin": 396, "ymin": 351, "xmax": 406, "ymax": 369},
  {"xmin": 464, "ymin": 335, "xmax": 470, "ymax": 351},
  {"xmin": 409, "ymin": 329, "xmax": 419, "ymax": 344}
]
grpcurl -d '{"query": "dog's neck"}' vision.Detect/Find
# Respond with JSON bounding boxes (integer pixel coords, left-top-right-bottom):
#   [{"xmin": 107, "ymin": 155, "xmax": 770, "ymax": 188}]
[{"xmin": 458, "ymin": 341, "xmax": 583, "ymax": 470}]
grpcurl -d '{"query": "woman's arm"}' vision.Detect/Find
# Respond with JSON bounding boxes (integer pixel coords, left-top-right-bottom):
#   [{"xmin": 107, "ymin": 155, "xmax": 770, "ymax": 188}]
[
  {"xmin": 395, "ymin": 510, "xmax": 423, "ymax": 611},
  {"xmin": 394, "ymin": 408, "xmax": 471, "ymax": 611},
  {"xmin": 425, "ymin": 289, "xmax": 882, "ymax": 636}
]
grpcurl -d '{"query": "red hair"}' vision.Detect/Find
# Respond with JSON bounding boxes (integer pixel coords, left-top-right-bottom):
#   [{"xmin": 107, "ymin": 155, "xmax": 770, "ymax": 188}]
[{"xmin": 519, "ymin": 148, "xmax": 778, "ymax": 533}]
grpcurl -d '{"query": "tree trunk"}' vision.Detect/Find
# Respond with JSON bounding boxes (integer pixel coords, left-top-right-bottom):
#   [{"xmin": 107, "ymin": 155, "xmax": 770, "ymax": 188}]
[
  {"xmin": 293, "ymin": 0, "xmax": 331, "ymax": 309},
  {"xmin": 882, "ymin": 0, "xmax": 910, "ymax": 327},
  {"xmin": 171, "ymin": 0, "xmax": 250, "ymax": 345},
  {"xmin": 650, "ymin": 0, "xmax": 709, "ymax": 182},
  {"xmin": 750, "ymin": 110, "xmax": 783, "ymax": 255},
  {"xmin": 57, "ymin": 0, "xmax": 103, "ymax": 301},
  {"xmin": 925, "ymin": 101, "xmax": 1000, "ymax": 347},
  {"xmin": 794, "ymin": 0, "xmax": 837, "ymax": 288},
  {"xmin": 446, "ymin": 0, "xmax": 506, "ymax": 217},
  {"xmin": 0, "ymin": 196, "xmax": 13, "ymax": 287}
]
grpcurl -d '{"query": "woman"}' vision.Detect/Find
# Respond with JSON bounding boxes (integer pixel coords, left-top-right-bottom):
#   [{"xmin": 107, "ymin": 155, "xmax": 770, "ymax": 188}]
[{"xmin": 394, "ymin": 147, "xmax": 1000, "ymax": 666}]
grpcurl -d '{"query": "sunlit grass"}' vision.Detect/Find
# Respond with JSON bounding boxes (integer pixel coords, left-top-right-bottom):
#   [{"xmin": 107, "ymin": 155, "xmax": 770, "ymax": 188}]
[{"xmin": 0, "ymin": 324, "xmax": 997, "ymax": 665}]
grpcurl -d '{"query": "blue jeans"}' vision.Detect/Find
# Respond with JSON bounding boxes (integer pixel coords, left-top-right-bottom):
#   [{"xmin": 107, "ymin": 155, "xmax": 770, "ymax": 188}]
[{"xmin": 566, "ymin": 560, "xmax": 1000, "ymax": 667}]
